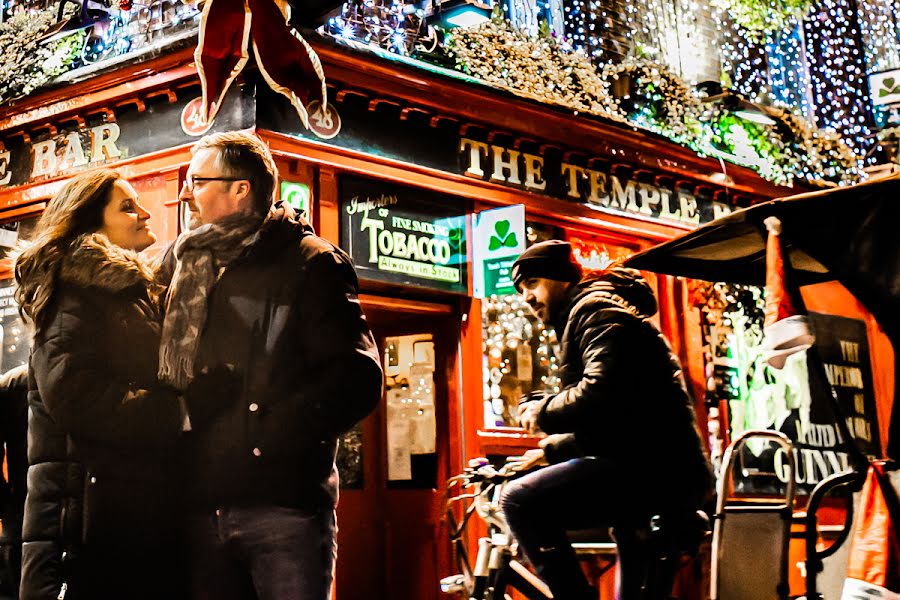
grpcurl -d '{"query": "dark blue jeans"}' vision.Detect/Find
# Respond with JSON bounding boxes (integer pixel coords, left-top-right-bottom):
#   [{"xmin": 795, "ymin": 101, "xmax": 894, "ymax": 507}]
[
  {"xmin": 501, "ymin": 457, "xmax": 630, "ymax": 600},
  {"xmin": 187, "ymin": 505, "xmax": 337, "ymax": 600}
]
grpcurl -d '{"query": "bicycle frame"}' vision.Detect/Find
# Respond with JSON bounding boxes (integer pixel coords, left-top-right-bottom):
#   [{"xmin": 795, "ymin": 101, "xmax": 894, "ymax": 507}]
[{"xmin": 441, "ymin": 460, "xmax": 553, "ymax": 600}]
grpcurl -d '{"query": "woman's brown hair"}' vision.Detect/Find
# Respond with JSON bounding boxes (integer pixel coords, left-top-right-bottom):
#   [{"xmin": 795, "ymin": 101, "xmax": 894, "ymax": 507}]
[{"xmin": 14, "ymin": 169, "xmax": 123, "ymax": 330}]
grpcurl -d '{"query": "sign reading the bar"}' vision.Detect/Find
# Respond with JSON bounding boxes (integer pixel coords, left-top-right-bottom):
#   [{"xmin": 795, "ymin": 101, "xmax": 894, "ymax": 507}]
[
  {"xmin": 340, "ymin": 176, "xmax": 468, "ymax": 293},
  {"xmin": 0, "ymin": 86, "xmax": 253, "ymax": 189},
  {"xmin": 473, "ymin": 204, "xmax": 525, "ymax": 298}
]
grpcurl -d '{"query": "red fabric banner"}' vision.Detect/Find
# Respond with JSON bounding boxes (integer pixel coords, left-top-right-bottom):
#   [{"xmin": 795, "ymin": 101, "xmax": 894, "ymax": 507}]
[
  {"xmin": 842, "ymin": 463, "xmax": 900, "ymax": 600},
  {"xmin": 195, "ymin": 0, "xmax": 326, "ymax": 127}
]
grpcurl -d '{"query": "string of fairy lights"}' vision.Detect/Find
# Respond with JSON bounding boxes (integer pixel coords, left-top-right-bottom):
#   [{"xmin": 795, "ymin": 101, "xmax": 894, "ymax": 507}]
[
  {"xmin": 765, "ymin": 24, "xmax": 812, "ymax": 118},
  {"xmin": 613, "ymin": 0, "xmax": 881, "ymax": 166},
  {"xmin": 802, "ymin": 0, "xmax": 873, "ymax": 160},
  {"xmin": 857, "ymin": 0, "xmax": 900, "ymax": 72},
  {"xmin": 715, "ymin": 11, "xmax": 768, "ymax": 101},
  {"xmin": 316, "ymin": 0, "xmax": 898, "ymax": 168}
]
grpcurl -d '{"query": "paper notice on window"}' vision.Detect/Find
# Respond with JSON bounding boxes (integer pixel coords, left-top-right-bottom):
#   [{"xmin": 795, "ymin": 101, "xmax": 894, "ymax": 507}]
[
  {"xmin": 409, "ymin": 403, "xmax": 436, "ymax": 454},
  {"xmin": 386, "ymin": 389, "xmax": 412, "ymax": 480},
  {"xmin": 408, "ymin": 364, "xmax": 436, "ymax": 454}
]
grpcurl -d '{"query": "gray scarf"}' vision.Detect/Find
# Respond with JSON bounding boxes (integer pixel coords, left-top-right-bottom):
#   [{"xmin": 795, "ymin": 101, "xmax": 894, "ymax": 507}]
[{"xmin": 158, "ymin": 212, "xmax": 264, "ymax": 390}]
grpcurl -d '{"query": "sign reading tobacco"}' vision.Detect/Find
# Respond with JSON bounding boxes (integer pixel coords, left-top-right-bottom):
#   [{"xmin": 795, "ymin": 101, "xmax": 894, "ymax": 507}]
[{"xmin": 340, "ymin": 176, "xmax": 468, "ymax": 293}]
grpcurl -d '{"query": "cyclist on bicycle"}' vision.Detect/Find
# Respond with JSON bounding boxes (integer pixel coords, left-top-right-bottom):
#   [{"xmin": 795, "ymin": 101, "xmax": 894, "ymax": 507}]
[{"xmin": 503, "ymin": 240, "xmax": 713, "ymax": 600}]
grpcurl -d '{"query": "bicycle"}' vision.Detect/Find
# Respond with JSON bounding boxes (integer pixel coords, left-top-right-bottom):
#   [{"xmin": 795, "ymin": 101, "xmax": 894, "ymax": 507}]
[
  {"xmin": 440, "ymin": 456, "xmax": 710, "ymax": 600},
  {"xmin": 440, "ymin": 456, "xmax": 556, "ymax": 600}
]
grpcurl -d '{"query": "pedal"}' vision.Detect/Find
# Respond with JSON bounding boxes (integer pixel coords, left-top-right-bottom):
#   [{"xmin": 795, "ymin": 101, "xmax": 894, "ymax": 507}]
[{"xmin": 440, "ymin": 574, "xmax": 467, "ymax": 594}]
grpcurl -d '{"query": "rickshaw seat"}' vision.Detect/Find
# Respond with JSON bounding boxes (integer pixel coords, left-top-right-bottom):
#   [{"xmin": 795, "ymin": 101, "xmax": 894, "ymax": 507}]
[{"xmin": 711, "ymin": 430, "xmax": 796, "ymax": 600}]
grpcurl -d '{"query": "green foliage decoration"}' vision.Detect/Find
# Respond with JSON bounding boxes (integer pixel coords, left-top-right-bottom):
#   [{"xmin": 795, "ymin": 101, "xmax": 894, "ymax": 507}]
[
  {"xmin": 711, "ymin": 0, "xmax": 815, "ymax": 41},
  {"xmin": 602, "ymin": 57, "xmax": 705, "ymax": 151},
  {"xmin": 0, "ymin": 6, "xmax": 84, "ymax": 105},
  {"xmin": 704, "ymin": 108, "xmax": 798, "ymax": 186}
]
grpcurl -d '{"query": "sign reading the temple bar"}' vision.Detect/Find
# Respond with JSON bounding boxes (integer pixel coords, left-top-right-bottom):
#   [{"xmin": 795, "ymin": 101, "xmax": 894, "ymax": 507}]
[
  {"xmin": 340, "ymin": 176, "xmax": 468, "ymax": 293},
  {"xmin": 459, "ymin": 138, "xmax": 732, "ymax": 227},
  {"xmin": 258, "ymin": 87, "xmax": 734, "ymax": 228}
]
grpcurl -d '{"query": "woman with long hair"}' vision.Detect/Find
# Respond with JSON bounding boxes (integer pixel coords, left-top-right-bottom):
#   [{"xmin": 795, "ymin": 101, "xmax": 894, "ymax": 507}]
[{"xmin": 15, "ymin": 169, "xmax": 185, "ymax": 600}]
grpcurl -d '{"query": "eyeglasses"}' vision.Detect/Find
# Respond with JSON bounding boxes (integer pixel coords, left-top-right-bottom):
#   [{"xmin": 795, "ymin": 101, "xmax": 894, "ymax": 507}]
[{"xmin": 183, "ymin": 176, "xmax": 249, "ymax": 192}]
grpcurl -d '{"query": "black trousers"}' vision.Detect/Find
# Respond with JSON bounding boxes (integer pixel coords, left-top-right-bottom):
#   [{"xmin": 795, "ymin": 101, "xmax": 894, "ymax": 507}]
[{"xmin": 501, "ymin": 457, "xmax": 659, "ymax": 600}]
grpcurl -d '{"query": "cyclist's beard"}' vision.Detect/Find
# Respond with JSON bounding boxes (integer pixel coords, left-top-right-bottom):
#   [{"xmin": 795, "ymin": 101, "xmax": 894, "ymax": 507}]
[{"xmin": 543, "ymin": 291, "xmax": 569, "ymax": 331}]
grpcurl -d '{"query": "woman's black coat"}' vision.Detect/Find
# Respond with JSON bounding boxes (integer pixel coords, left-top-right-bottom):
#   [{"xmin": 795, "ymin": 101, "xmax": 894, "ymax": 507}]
[{"xmin": 20, "ymin": 235, "xmax": 184, "ymax": 600}]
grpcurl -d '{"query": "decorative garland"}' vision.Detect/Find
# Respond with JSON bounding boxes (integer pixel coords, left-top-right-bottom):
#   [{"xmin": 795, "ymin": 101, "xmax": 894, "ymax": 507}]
[
  {"xmin": 446, "ymin": 18, "xmax": 860, "ymax": 187},
  {"xmin": 602, "ymin": 57, "xmax": 705, "ymax": 150},
  {"xmin": 711, "ymin": 0, "xmax": 815, "ymax": 41},
  {"xmin": 763, "ymin": 106, "xmax": 862, "ymax": 185},
  {"xmin": 445, "ymin": 18, "xmax": 622, "ymax": 122}
]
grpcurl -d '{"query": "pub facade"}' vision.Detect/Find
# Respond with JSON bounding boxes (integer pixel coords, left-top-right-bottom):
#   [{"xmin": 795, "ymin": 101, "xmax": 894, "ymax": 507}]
[{"xmin": 0, "ymin": 9, "xmax": 894, "ymax": 598}]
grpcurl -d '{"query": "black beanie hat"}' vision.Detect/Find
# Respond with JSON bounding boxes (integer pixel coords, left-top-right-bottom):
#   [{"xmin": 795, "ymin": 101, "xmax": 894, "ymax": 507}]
[{"xmin": 511, "ymin": 240, "xmax": 583, "ymax": 291}]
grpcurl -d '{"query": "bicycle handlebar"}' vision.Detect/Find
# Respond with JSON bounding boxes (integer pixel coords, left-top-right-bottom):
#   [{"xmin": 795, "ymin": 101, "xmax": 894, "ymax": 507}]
[{"xmin": 448, "ymin": 457, "xmax": 523, "ymax": 491}]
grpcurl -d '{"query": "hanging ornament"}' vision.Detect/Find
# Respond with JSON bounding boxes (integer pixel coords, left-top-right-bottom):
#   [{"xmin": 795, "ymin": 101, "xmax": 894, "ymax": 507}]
[{"xmin": 195, "ymin": 0, "xmax": 327, "ymax": 128}]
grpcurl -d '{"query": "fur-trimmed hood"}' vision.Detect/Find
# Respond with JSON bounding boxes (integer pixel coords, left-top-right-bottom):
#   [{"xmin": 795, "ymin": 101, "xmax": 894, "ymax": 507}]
[{"xmin": 59, "ymin": 233, "xmax": 156, "ymax": 293}]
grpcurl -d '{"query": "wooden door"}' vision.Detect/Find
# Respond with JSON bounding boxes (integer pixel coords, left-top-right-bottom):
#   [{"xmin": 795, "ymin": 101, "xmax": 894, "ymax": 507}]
[{"xmin": 336, "ymin": 303, "xmax": 459, "ymax": 600}]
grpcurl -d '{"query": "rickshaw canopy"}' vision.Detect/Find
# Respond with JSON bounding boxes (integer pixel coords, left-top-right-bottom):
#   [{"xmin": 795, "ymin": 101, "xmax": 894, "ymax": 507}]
[{"xmin": 626, "ymin": 173, "xmax": 900, "ymax": 458}]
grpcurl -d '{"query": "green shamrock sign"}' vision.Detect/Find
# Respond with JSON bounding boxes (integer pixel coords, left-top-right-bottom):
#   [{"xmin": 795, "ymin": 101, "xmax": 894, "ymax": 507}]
[
  {"xmin": 879, "ymin": 77, "xmax": 900, "ymax": 98},
  {"xmin": 489, "ymin": 219, "xmax": 518, "ymax": 251}
]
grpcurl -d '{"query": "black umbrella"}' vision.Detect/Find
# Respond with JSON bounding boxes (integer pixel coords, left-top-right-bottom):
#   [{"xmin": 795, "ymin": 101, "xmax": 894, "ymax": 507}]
[{"xmin": 626, "ymin": 173, "xmax": 900, "ymax": 458}]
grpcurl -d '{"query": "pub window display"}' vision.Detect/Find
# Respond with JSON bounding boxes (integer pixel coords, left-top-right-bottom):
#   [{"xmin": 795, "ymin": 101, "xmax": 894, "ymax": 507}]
[
  {"xmin": 693, "ymin": 281, "xmax": 881, "ymax": 494},
  {"xmin": 0, "ymin": 218, "xmax": 37, "ymax": 372},
  {"xmin": 482, "ymin": 293, "xmax": 559, "ymax": 428},
  {"xmin": 481, "ymin": 229, "xmax": 633, "ymax": 429},
  {"xmin": 481, "ymin": 223, "xmax": 559, "ymax": 428}
]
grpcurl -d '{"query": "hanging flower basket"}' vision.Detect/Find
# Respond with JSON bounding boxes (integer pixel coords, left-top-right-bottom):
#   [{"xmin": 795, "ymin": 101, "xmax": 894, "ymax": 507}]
[{"xmin": 602, "ymin": 57, "xmax": 704, "ymax": 147}]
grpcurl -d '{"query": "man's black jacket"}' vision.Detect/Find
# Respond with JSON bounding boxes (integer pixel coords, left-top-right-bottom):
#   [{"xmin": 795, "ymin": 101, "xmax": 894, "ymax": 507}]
[
  {"xmin": 532, "ymin": 268, "xmax": 713, "ymax": 510},
  {"xmin": 161, "ymin": 208, "xmax": 384, "ymax": 512}
]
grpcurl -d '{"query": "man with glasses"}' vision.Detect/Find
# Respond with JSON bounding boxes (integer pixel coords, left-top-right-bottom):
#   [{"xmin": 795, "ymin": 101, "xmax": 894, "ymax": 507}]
[{"xmin": 159, "ymin": 131, "xmax": 383, "ymax": 600}]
